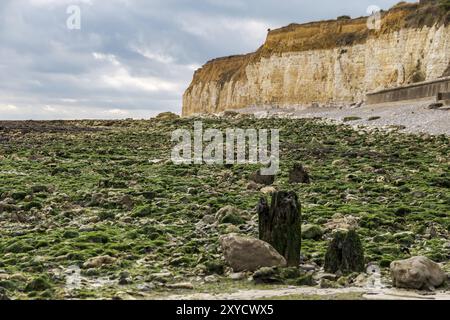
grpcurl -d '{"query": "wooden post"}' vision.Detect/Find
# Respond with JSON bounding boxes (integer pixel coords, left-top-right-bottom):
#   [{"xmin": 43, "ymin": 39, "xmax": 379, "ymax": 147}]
[
  {"xmin": 324, "ymin": 229, "xmax": 365, "ymax": 274},
  {"xmin": 258, "ymin": 191, "xmax": 301, "ymax": 267}
]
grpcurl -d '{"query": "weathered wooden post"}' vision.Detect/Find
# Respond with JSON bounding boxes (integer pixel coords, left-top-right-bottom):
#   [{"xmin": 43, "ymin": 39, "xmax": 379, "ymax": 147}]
[
  {"xmin": 258, "ymin": 191, "xmax": 301, "ymax": 267},
  {"xmin": 324, "ymin": 229, "xmax": 365, "ymax": 274}
]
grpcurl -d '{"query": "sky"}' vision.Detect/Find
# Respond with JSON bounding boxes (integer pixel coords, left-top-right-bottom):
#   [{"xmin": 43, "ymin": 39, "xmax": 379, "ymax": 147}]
[{"xmin": 0, "ymin": 0, "xmax": 404, "ymax": 120}]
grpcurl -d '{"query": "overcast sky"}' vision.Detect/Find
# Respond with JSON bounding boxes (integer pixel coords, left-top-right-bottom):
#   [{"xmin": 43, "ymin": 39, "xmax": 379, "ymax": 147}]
[{"xmin": 0, "ymin": 0, "xmax": 404, "ymax": 120}]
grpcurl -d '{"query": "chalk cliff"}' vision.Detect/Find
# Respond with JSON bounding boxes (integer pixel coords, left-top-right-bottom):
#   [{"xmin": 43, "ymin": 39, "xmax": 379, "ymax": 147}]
[{"xmin": 183, "ymin": 1, "xmax": 450, "ymax": 116}]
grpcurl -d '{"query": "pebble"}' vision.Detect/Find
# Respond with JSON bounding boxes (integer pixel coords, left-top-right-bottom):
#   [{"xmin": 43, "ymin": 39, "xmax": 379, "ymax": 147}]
[
  {"xmin": 151, "ymin": 272, "xmax": 172, "ymax": 278},
  {"xmin": 166, "ymin": 282, "xmax": 194, "ymax": 290},
  {"xmin": 299, "ymin": 264, "xmax": 317, "ymax": 272},
  {"xmin": 246, "ymin": 181, "xmax": 259, "ymax": 190},
  {"xmin": 136, "ymin": 283, "xmax": 156, "ymax": 292},
  {"xmin": 83, "ymin": 255, "xmax": 116, "ymax": 269},
  {"xmin": 229, "ymin": 272, "xmax": 247, "ymax": 281},
  {"xmin": 315, "ymin": 273, "xmax": 337, "ymax": 281},
  {"xmin": 204, "ymin": 275, "xmax": 219, "ymax": 283},
  {"xmin": 260, "ymin": 186, "xmax": 277, "ymax": 194}
]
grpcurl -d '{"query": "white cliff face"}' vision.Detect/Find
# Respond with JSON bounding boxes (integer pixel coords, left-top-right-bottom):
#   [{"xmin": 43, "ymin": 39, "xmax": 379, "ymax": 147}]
[{"xmin": 183, "ymin": 24, "xmax": 450, "ymax": 116}]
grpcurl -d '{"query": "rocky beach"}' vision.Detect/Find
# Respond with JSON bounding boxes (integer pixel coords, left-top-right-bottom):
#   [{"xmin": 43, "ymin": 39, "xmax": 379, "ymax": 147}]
[{"xmin": 0, "ymin": 115, "xmax": 449, "ymax": 300}]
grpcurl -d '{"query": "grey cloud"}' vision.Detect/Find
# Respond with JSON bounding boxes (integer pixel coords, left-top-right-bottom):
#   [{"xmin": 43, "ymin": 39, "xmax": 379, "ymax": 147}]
[{"xmin": 0, "ymin": 0, "xmax": 401, "ymax": 120}]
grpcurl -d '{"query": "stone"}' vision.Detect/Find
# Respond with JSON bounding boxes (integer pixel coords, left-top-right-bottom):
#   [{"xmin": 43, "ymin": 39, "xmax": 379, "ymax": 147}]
[
  {"xmin": 393, "ymin": 231, "xmax": 415, "ymax": 246},
  {"xmin": 215, "ymin": 206, "xmax": 241, "ymax": 222},
  {"xmin": 9, "ymin": 273, "xmax": 27, "ymax": 282},
  {"xmin": 25, "ymin": 276, "xmax": 52, "ymax": 292},
  {"xmin": 252, "ymin": 267, "xmax": 283, "ymax": 284},
  {"xmin": 166, "ymin": 282, "xmax": 194, "ymax": 290},
  {"xmin": 118, "ymin": 277, "xmax": 132, "ymax": 285},
  {"xmin": 118, "ymin": 271, "xmax": 132, "ymax": 285},
  {"xmin": 82, "ymin": 255, "xmax": 116, "ymax": 269},
  {"xmin": 424, "ymin": 224, "xmax": 439, "ymax": 239},
  {"xmin": 31, "ymin": 185, "xmax": 49, "ymax": 193},
  {"xmin": 353, "ymin": 273, "xmax": 369, "ymax": 287},
  {"xmin": 204, "ymin": 275, "xmax": 219, "ymax": 283},
  {"xmin": 332, "ymin": 159, "xmax": 346, "ymax": 167},
  {"xmin": 296, "ymin": 273, "xmax": 316, "ymax": 286},
  {"xmin": 301, "ymin": 224, "xmax": 324, "ymax": 240},
  {"xmin": 0, "ymin": 287, "xmax": 9, "ymax": 300},
  {"xmin": 390, "ymin": 256, "xmax": 447, "ymax": 290},
  {"xmin": 299, "ymin": 264, "xmax": 317, "ymax": 272},
  {"xmin": 201, "ymin": 214, "xmax": 216, "ymax": 225},
  {"xmin": 219, "ymin": 234, "xmax": 287, "ymax": 272},
  {"xmin": 136, "ymin": 283, "xmax": 156, "ymax": 292},
  {"xmin": 222, "ymin": 225, "xmax": 241, "ymax": 234},
  {"xmin": 315, "ymin": 273, "xmax": 338, "ymax": 281},
  {"xmin": 337, "ymin": 276, "xmax": 350, "ymax": 287},
  {"xmin": 150, "ymin": 272, "xmax": 172, "ymax": 283},
  {"xmin": 204, "ymin": 260, "xmax": 225, "ymax": 275},
  {"xmin": 0, "ymin": 274, "xmax": 9, "ymax": 281},
  {"xmin": 229, "ymin": 272, "xmax": 247, "ymax": 281},
  {"xmin": 0, "ymin": 201, "xmax": 20, "ymax": 214},
  {"xmin": 320, "ymin": 279, "xmax": 340, "ymax": 289},
  {"xmin": 249, "ymin": 169, "xmax": 275, "ymax": 186},
  {"xmin": 428, "ymin": 102, "xmax": 444, "ymax": 110},
  {"xmin": 373, "ymin": 233, "xmax": 394, "ymax": 243},
  {"xmin": 222, "ymin": 110, "xmax": 239, "ymax": 118},
  {"xmin": 246, "ymin": 181, "xmax": 259, "ymax": 190},
  {"xmin": 119, "ymin": 195, "xmax": 134, "ymax": 210},
  {"xmin": 260, "ymin": 186, "xmax": 277, "ymax": 194},
  {"xmin": 324, "ymin": 213, "xmax": 359, "ymax": 231},
  {"xmin": 279, "ymin": 267, "xmax": 302, "ymax": 280},
  {"xmin": 221, "ymin": 214, "xmax": 245, "ymax": 226},
  {"xmin": 288, "ymin": 163, "xmax": 311, "ymax": 184},
  {"xmin": 112, "ymin": 292, "xmax": 136, "ymax": 300}
]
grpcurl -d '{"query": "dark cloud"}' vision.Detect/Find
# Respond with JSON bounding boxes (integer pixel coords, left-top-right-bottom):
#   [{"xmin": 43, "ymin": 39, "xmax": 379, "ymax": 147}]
[{"xmin": 0, "ymin": 0, "xmax": 402, "ymax": 119}]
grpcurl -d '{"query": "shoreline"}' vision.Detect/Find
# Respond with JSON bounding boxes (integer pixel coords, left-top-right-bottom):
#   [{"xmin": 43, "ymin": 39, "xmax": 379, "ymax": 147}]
[{"xmin": 232, "ymin": 101, "xmax": 450, "ymax": 136}]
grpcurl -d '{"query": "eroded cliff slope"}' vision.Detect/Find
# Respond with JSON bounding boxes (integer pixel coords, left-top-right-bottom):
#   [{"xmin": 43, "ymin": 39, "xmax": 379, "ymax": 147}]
[{"xmin": 183, "ymin": 1, "xmax": 450, "ymax": 116}]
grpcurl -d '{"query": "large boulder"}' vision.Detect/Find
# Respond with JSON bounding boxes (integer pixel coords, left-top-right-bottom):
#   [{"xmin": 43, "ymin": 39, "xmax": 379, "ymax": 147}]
[
  {"xmin": 390, "ymin": 256, "xmax": 447, "ymax": 290},
  {"xmin": 219, "ymin": 234, "xmax": 287, "ymax": 272}
]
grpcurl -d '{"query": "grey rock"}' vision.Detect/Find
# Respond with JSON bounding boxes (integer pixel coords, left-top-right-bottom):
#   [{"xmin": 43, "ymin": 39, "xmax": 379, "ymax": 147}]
[
  {"xmin": 299, "ymin": 264, "xmax": 317, "ymax": 272},
  {"xmin": 390, "ymin": 256, "xmax": 447, "ymax": 290},
  {"xmin": 219, "ymin": 234, "xmax": 286, "ymax": 272},
  {"xmin": 249, "ymin": 170, "xmax": 275, "ymax": 186},
  {"xmin": 82, "ymin": 255, "xmax": 116, "ymax": 269},
  {"xmin": 166, "ymin": 282, "xmax": 194, "ymax": 290},
  {"xmin": 229, "ymin": 272, "xmax": 247, "ymax": 281},
  {"xmin": 302, "ymin": 224, "xmax": 324, "ymax": 240}
]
